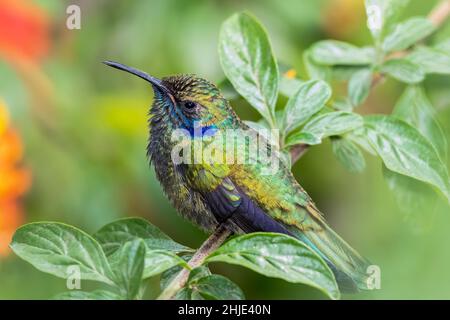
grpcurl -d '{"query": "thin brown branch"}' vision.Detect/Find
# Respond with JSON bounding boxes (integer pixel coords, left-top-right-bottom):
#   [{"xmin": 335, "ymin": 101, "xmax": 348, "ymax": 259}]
[
  {"xmin": 429, "ymin": 0, "xmax": 450, "ymax": 27},
  {"xmin": 157, "ymin": 223, "xmax": 232, "ymax": 300},
  {"xmin": 290, "ymin": 143, "xmax": 310, "ymax": 164},
  {"xmin": 371, "ymin": 72, "xmax": 386, "ymax": 89}
]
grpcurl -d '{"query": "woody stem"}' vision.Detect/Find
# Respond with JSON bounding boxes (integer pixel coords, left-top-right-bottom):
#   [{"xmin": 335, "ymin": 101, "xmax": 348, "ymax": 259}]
[{"xmin": 156, "ymin": 223, "xmax": 232, "ymax": 300}]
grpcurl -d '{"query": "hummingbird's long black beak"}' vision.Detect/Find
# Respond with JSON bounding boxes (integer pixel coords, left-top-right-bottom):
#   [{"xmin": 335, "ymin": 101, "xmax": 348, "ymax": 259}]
[{"xmin": 103, "ymin": 60, "xmax": 171, "ymax": 95}]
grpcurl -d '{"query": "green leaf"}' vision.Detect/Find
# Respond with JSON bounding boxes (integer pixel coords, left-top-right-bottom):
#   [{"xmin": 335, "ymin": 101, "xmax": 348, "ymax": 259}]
[
  {"xmin": 171, "ymin": 268, "xmax": 245, "ymax": 300},
  {"xmin": 348, "ymin": 69, "xmax": 373, "ymax": 106},
  {"xmin": 205, "ymin": 232, "xmax": 340, "ymax": 300},
  {"xmin": 108, "ymin": 240, "xmax": 145, "ymax": 299},
  {"xmin": 407, "ymin": 46, "xmax": 450, "ymax": 75},
  {"xmin": 382, "ymin": 17, "xmax": 435, "ymax": 53},
  {"xmin": 244, "ymin": 120, "xmax": 279, "ymax": 147},
  {"xmin": 219, "ymin": 12, "xmax": 278, "ymax": 124},
  {"xmin": 310, "ymin": 41, "xmax": 375, "ymax": 65},
  {"xmin": 160, "ymin": 260, "xmax": 211, "ymax": 291},
  {"xmin": 381, "ymin": 58, "xmax": 424, "ymax": 84},
  {"xmin": 365, "ymin": 0, "xmax": 410, "ymax": 41},
  {"xmin": 347, "ymin": 130, "xmax": 378, "ymax": 156},
  {"xmin": 93, "ymin": 217, "xmax": 191, "ymax": 256},
  {"xmin": 217, "ymin": 78, "xmax": 239, "ymax": 101},
  {"xmin": 332, "ymin": 66, "xmax": 367, "ymax": 81},
  {"xmin": 301, "ymin": 111, "xmax": 364, "ymax": 143},
  {"xmin": 10, "ymin": 222, "xmax": 115, "ymax": 285},
  {"xmin": 142, "ymin": 250, "xmax": 189, "ymax": 279},
  {"xmin": 363, "ymin": 115, "xmax": 450, "ymax": 200},
  {"xmin": 303, "ymin": 49, "xmax": 331, "ymax": 80},
  {"xmin": 285, "ymin": 132, "xmax": 321, "ymax": 148},
  {"xmin": 186, "ymin": 274, "xmax": 245, "ymax": 300},
  {"xmin": 331, "ymin": 137, "xmax": 366, "ymax": 173},
  {"xmin": 435, "ymin": 38, "xmax": 450, "ymax": 54},
  {"xmin": 283, "ymin": 80, "xmax": 332, "ymax": 134},
  {"xmin": 173, "ymin": 288, "xmax": 192, "ymax": 300},
  {"xmin": 393, "ymin": 86, "xmax": 447, "ymax": 161},
  {"xmin": 274, "ymin": 110, "xmax": 285, "ymax": 128},
  {"xmin": 187, "ymin": 266, "xmax": 212, "ymax": 283},
  {"xmin": 331, "ymin": 97, "xmax": 353, "ymax": 111},
  {"xmin": 52, "ymin": 290, "xmax": 123, "ymax": 300},
  {"xmin": 383, "ymin": 165, "xmax": 440, "ymax": 231}
]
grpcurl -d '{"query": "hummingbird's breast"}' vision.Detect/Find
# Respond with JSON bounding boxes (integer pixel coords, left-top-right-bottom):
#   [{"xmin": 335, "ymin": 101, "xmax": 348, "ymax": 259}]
[{"xmin": 147, "ymin": 108, "xmax": 219, "ymax": 232}]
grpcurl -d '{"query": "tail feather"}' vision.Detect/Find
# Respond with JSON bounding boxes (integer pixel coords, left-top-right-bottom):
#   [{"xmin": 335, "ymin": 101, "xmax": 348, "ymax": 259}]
[{"xmin": 289, "ymin": 224, "xmax": 371, "ymax": 292}]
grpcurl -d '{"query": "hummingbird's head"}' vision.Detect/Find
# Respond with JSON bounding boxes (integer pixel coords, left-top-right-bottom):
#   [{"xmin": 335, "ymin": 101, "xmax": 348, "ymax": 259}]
[{"xmin": 104, "ymin": 61, "xmax": 235, "ymax": 131}]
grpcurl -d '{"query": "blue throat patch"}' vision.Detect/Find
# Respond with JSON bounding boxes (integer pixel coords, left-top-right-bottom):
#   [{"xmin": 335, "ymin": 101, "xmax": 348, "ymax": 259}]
[{"xmin": 188, "ymin": 125, "xmax": 218, "ymax": 138}]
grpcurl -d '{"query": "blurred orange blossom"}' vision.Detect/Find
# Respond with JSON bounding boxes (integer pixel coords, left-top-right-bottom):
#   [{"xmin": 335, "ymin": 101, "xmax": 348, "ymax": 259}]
[
  {"xmin": 0, "ymin": 100, "xmax": 31, "ymax": 257},
  {"xmin": 0, "ymin": 0, "xmax": 50, "ymax": 63}
]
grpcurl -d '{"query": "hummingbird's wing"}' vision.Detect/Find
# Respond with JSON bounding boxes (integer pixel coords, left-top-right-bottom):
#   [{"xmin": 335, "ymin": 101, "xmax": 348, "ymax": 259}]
[
  {"xmin": 203, "ymin": 176, "xmax": 293, "ymax": 235},
  {"xmin": 183, "ymin": 161, "xmax": 292, "ymax": 234}
]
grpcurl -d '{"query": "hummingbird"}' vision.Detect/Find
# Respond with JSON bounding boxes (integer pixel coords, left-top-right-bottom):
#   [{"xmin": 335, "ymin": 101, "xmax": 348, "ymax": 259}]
[{"xmin": 104, "ymin": 61, "xmax": 370, "ymax": 292}]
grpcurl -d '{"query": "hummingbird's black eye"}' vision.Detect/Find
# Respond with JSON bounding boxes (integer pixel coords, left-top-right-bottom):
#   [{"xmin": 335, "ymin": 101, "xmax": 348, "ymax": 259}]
[{"xmin": 184, "ymin": 101, "xmax": 196, "ymax": 109}]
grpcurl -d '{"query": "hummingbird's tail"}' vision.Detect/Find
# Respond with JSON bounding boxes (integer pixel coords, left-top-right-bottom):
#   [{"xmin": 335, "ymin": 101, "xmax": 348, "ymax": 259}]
[{"xmin": 290, "ymin": 223, "xmax": 371, "ymax": 292}]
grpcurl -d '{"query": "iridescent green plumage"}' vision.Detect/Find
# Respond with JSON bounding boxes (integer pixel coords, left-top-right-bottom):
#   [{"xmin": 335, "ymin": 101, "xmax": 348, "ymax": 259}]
[{"xmin": 104, "ymin": 61, "xmax": 370, "ymax": 292}]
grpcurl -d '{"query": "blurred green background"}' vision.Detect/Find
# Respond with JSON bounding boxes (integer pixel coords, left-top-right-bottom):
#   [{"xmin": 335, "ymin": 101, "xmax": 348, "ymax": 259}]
[{"xmin": 0, "ymin": 0, "xmax": 449, "ymax": 299}]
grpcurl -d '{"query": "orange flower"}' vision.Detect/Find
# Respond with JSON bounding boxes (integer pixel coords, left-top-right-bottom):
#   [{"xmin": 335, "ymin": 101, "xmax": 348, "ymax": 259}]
[
  {"xmin": 0, "ymin": 0, "xmax": 55, "ymax": 130},
  {"xmin": 0, "ymin": 201, "xmax": 24, "ymax": 256},
  {"xmin": 284, "ymin": 69, "xmax": 297, "ymax": 80},
  {"xmin": 0, "ymin": 100, "xmax": 30, "ymax": 257},
  {"xmin": 0, "ymin": 0, "xmax": 45, "ymax": 255},
  {"xmin": 0, "ymin": 0, "xmax": 50, "ymax": 63}
]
